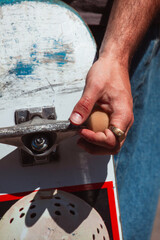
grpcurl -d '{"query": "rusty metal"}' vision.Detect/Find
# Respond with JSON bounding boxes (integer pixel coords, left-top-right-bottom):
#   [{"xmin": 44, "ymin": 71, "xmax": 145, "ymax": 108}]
[{"xmin": 15, "ymin": 106, "xmax": 57, "ymax": 124}]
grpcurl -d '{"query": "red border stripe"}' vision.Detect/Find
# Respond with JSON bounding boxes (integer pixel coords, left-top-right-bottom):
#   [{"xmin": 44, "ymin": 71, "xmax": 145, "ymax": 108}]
[{"xmin": 0, "ymin": 181, "xmax": 120, "ymax": 240}]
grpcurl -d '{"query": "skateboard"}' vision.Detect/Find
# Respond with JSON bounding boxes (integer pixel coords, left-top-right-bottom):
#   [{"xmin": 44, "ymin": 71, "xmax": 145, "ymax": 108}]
[{"xmin": 0, "ymin": 0, "xmax": 123, "ymax": 239}]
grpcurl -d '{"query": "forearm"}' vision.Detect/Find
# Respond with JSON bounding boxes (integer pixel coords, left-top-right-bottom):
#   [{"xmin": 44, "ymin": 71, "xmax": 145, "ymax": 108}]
[
  {"xmin": 100, "ymin": 0, "xmax": 160, "ymax": 67},
  {"xmin": 70, "ymin": 0, "xmax": 160, "ymax": 153}
]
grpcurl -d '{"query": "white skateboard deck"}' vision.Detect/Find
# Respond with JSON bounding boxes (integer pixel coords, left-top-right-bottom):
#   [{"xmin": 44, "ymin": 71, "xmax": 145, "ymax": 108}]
[{"xmin": 0, "ymin": 0, "xmax": 123, "ymax": 239}]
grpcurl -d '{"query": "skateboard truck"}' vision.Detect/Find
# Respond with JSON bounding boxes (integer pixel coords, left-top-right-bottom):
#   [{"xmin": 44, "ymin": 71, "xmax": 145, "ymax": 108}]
[{"xmin": 0, "ymin": 107, "xmax": 81, "ymax": 165}]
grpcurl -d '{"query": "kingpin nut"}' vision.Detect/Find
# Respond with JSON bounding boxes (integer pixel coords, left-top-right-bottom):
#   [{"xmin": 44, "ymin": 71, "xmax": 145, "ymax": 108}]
[{"xmin": 31, "ymin": 135, "xmax": 49, "ymax": 153}]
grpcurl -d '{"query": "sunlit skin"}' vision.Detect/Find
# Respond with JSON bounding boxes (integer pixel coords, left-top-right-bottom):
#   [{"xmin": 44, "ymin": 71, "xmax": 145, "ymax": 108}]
[{"xmin": 70, "ymin": 0, "xmax": 160, "ymax": 155}]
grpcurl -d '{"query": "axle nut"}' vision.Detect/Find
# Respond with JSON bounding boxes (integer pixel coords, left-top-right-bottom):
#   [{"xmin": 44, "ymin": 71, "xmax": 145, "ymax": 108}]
[{"xmin": 31, "ymin": 135, "xmax": 49, "ymax": 153}]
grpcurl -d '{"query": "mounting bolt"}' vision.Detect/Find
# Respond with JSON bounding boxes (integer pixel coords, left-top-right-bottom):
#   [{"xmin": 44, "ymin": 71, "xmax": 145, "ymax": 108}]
[
  {"xmin": 15, "ymin": 110, "xmax": 29, "ymax": 124},
  {"xmin": 19, "ymin": 116, "xmax": 26, "ymax": 123},
  {"xmin": 48, "ymin": 113, "xmax": 56, "ymax": 119}
]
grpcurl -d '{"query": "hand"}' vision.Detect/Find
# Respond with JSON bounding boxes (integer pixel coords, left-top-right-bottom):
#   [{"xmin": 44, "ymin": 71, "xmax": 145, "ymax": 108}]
[{"xmin": 70, "ymin": 56, "xmax": 134, "ymax": 154}]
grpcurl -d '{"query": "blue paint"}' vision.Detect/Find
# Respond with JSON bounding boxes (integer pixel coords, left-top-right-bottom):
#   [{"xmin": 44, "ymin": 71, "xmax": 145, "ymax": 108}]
[
  {"xmin": 0, "ymin": 0, "xmax": 96, "ymax": 47},
  {"xmin": 30, "ymin": 51, "xmax": 38, "ymax": 62},
  {"xmin": 32, "ymin": 43, "xmax": 37, "ymax": 49},
  {"xmin": 53, "ymin": 39, "xmax": 63, "ymax": 49},
  {"xmin": 9, "ymin": 61, "xmax": 34, "ymax": 77},
  {"xmin": 44, "ymin": 51, "xmax": 67, "ymax": 67},
  {"xmin": 0, "ymin": 0, "xmax": 72, "ymax": 7},
  {"xmin": 30, "ymin": 44, "xmax": 38, "ymax": 62},
  {"xmin": 44, "ymin": 52, "xmax": 55, "ymax": 59},
  {"xmin": 2, "ymin": 0, "xmax": 96, "ymax": 72},
  {"xmin": 30, "ymin": 51, "xmax": 36, "ymax": 58}
]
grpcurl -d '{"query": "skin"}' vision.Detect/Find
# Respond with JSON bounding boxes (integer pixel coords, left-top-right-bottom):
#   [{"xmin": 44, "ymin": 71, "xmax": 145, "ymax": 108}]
[{"xmin": 70, "ymin": 0, "xmax": 160, "ymax": 155}]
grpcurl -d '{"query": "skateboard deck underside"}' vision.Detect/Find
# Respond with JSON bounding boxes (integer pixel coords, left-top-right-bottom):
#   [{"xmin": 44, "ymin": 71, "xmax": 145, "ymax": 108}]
[{"xmin": 0, "ymin": 1, "xmax": 123, "ymax": 239}]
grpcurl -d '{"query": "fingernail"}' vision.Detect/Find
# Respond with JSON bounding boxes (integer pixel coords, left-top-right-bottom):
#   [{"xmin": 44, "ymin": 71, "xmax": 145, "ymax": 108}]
[{"xmin": 70, "ymin": 112, "xmax": 83, "ymax": 125}]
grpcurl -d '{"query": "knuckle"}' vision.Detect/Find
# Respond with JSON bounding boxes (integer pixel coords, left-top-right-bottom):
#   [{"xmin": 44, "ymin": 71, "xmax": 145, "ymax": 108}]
[
  {"xmin": 86, "ymin": 75, "xmax": 103, "ymax": 94},
  {"xmin": 92, "ymin": 80, "xmax": 102, "ymax": 92},
  {"xmin": 77, "ymin": 96, "xmax": 93, "ymax": 114}
]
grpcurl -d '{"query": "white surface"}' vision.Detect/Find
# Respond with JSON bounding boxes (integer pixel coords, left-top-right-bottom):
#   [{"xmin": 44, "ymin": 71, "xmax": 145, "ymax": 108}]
[
  {"xmin": 0, "ymin": 1, "xmax": 122, "ymax": 238},
  {"xmin": 0, "ymin": 1, "xmax": 96, "ymax": 120},
  {"xmin": 0, "ymin": 0, "xmax": 96, "ymax": 157},
  {"xmin": 0, "ymin": 190, "xmax": 110, "ymax": 240}
]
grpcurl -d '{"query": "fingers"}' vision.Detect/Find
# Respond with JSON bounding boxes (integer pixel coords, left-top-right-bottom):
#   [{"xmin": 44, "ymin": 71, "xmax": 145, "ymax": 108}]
[
  {"xmin": 70, "ymin": 84, "xmax": 99, "ymax": 125},
  {"xmin": 79, "ymin": 104, "xmax": 134, "ymax": 153},
  {"xmin": 70, "ymin": 90, "xmax": 134, "ymax": 153},
  {"xmin": 109, "ymin": 103, "xmax": 134, "ymax": 134},
  {"xmin": 107, "ymin": 104, "xmax": 134, "ymax": 143},
  {"xmin": 79, "ymin": 128, "xmax": 120, "ymax": 153}
]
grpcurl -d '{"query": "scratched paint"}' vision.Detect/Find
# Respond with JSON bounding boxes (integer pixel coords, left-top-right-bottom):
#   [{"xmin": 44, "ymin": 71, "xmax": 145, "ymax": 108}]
[
  {"xmin": 9, "ymin": 61, "xmax": 34, "ymax": 77},
  {"xmin": 0, "ymin": 1, "xmax": 96, "ymax": 121},
  {"xmin": 44, "ymin": 51, "xmax": 67, "ymax": 67},
  {"xmin": 0, "ymin": 0, "xmax": 93, "ymax": 34},
  {"xmin": 0, "ymin": 0, "xmax": 95, "ymax": 42}
]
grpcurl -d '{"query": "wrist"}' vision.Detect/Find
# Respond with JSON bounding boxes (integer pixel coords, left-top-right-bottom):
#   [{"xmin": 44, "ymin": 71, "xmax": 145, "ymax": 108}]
[
  {"xmin": 94, "ymin": 55, "xmax": 132, "ymax": 96},
  {"xmin": 99, "ymin": 41, "xmax": 131, "ymax": 69}
]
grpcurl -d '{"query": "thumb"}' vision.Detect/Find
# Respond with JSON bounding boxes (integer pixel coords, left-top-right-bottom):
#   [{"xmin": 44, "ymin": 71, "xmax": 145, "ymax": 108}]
[{"xmin": 70, "ymin": 85, "xmax": 98, "ymax": 125}]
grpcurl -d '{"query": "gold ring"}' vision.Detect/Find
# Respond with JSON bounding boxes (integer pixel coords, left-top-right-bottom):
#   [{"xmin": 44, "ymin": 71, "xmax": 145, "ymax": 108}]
[{"xmin": 109, "ymin": 126, "xmax": 125, "ymax": 142}]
